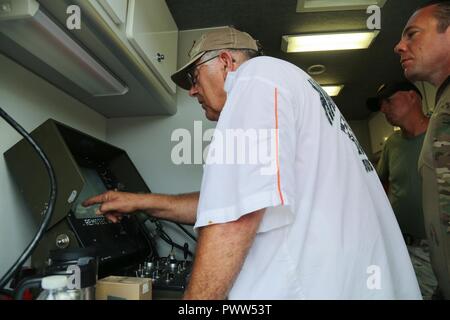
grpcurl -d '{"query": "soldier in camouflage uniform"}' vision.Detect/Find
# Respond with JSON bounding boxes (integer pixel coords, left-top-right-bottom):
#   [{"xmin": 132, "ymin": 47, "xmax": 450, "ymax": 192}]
[{"xmin": 395, "ymin": 0, "xmax": 450, "ymax": 298}]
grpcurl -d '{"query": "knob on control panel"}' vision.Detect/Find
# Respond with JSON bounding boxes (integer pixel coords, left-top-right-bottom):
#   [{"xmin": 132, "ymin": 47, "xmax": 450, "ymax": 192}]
[{"xmin": 134, "ymin": 255, "xmax": 192, "ymax": 291}]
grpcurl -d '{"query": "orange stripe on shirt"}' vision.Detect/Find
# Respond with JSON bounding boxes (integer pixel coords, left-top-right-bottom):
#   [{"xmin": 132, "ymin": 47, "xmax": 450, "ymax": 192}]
[{"xmin": 275, "ymin": 87, "xmax": 285, "ymax": 205}]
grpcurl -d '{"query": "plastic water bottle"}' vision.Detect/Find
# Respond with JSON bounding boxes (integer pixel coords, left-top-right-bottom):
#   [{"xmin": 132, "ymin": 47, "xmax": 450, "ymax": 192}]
[{"xmin": 37, "ymin": 275, "xmax": 78, "ymax": 300}]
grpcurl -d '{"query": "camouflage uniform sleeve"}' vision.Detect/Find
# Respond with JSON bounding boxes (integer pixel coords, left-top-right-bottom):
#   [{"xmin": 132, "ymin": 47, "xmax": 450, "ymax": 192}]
[{"xmin": 432, "ymin": 102, "xmax": 450, "ymax": 232}]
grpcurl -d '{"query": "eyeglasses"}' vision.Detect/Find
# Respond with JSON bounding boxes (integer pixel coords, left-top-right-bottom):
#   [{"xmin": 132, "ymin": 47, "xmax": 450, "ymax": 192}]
[{"xmin": 186, "ymin": 55, "xmax": 220, "ymax": 88}]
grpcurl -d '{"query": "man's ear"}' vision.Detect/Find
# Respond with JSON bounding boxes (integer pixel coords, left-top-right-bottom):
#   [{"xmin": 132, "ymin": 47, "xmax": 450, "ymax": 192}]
[
  {"xmin": 218, "ymin": 51, "xmax": 235, "ymax": 72},
  {"xmin": 408, "ymin": 90, "xmax": 421, "ymax": 104},
  {"xmin": 445, "ymin": 25, "xmax": 450, "ymax": 45}
]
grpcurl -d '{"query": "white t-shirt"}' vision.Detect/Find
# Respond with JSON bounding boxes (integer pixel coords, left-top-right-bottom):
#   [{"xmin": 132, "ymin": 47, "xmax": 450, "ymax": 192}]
[{"xmin": 195, "ymin": 56, "xmax": 421, "ymax": 299}]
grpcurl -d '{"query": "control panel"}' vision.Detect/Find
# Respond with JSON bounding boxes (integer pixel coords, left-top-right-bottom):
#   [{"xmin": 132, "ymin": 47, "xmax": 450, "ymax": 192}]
[{"xmin": 133, "ymin": 254, "xmax": 192, "ymax": 292}]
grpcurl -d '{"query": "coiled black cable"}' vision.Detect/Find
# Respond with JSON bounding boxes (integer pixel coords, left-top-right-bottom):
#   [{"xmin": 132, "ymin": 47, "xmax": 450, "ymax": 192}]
[{"xmin": 0, "ymin": 108, "xmax": 57, "ymax": 290}]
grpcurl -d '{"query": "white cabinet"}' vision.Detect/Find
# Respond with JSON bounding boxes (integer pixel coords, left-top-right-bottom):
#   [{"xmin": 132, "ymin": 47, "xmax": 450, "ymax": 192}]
[
  {"xmin": 97, "ymin": 0, "xmax": 128, "ymax": 25},
  {"xmin": 24, "ymin": 0, "xmax": 177, "ymax": 117},
  {"xmin": 92, "ymin": 0, "xmax": 178, "ymax": 95},
  {"xmin": 126, "ymin": 0, "xmax": 178, "ymax": 94},
  {"xmin": 368, "ymin": 112, "xmax": 395, "ymax": 155}
]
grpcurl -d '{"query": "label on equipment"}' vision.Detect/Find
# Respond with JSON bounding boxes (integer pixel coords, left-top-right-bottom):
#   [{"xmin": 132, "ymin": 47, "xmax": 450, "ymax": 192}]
[{"xmin": 67, "ymin": 190, "xmax": 78, "ymax": 203}]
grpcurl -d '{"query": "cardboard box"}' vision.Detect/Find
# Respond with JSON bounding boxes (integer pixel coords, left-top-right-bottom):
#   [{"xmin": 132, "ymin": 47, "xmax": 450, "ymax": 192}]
[{"xmin": 96, "ymin": 276, "xmax": 152, "ymax": 300}]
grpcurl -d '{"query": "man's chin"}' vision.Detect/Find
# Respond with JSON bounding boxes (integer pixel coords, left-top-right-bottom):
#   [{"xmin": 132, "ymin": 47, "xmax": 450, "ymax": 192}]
[
  {"xmin": 404, "ymin": 68, "xmax": 420, "ymax": 83},
  {"xmin": 204, "ymin": 110, "xmax": 219, "ymax": 121}
]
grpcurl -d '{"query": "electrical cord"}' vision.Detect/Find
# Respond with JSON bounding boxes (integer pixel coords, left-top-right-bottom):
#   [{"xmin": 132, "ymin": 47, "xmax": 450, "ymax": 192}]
[
  {"xmin": 0, "ymin": 108, "xmax": 57, "ymax": 290},
  {"xmin": 0, "ymin": 288, "xmax": 14, "ymax": 299},
  {"xmin": 14, "ymin": 276, "xmax": 42, "ymax": 300},
  {"xmin": 154, "ymin": 220, "xmax": 194, "ymax": 257},
  {"xmin": 147, "ymin": 216, "xmax": 197, "ymax": 243},
  {"xmin": 133, "ymin": 214, "xmax": 159, "ymax": 259},
  {"xmin": 175, "ymin": 223, "xmax": 197, "ymax": 242},
  {"xmin": 157, "ymin": 223, "xmax": 174, "ymax": 253}
]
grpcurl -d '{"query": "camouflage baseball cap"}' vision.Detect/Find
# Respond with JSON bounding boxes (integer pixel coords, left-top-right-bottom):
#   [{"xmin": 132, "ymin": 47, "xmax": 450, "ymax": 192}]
[{"xmin": 171, "ymin": 27, "xmax": 260, "ymax": 90}]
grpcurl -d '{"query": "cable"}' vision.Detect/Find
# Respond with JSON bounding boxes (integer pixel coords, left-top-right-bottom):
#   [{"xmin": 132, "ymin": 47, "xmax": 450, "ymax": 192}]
[
  {"xmin": 0, "ymin": 288, "xmax": 14, "ymax": 299},
  {"xmin": 154, "ymin": 221, "xmax": 194, "ymax": 257},
  {"xmin": 0, "ymin": 108, "xmax": 57, "ymax": 290},
  {"xmin": 156, "ymin": 223, "xmax": 174, "ymax": 253},
  {"xmin": 133, "ymin": 215, "xmax": 159, "ymax": 259},
  {"xmin": 148, "ymin": 216, "xmax": 197, "ymax": 242},
  {"xmin": 14, "ymin": 276, "xmax": 42, "ymax": 300},
  {"xmin": 175, "ymin": 223, "xmax": 197, "ymax": 242},
  {"xmin": 141, "ymin": 215, "xmax": 195, "ymax": 257}
]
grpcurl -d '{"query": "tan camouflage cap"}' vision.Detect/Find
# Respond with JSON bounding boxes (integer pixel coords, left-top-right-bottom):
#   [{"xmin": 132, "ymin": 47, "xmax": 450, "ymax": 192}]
[{"xmin": 171, "ymin": 27, "xmax": 259, "ymax": 90}]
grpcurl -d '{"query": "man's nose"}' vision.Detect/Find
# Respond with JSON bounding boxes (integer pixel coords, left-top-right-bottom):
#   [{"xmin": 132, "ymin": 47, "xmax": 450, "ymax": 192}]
[
  {"xmin": 394, "ymin": 39, "xmax": 405, "ymax": 55},
  {"xmin": 189, "ymin": 85, "xmax": 198, "ymax": 97}
]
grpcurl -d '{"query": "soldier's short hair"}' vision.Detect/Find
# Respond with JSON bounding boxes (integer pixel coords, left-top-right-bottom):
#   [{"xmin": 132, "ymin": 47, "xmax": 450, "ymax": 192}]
[{"xmin": 418, "ymin": 0, "xmax": 450, "ymax": 33}]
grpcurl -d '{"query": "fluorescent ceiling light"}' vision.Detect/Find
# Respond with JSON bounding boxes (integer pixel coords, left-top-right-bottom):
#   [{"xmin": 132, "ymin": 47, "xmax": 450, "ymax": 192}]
[
  {"xmin": 297, "ymin": 0, "xmax": 387, "ymax": 12},
  {"xmin": 0, "ymin": 3, "xmax": 128, "ymax": 97},
  {"xmin": 281, "ymin": 31, "xmax": 379, "ymax": 52},
  {"xmin": 322, "ymin": 85, "xmax": 344, "ymax": 97}
]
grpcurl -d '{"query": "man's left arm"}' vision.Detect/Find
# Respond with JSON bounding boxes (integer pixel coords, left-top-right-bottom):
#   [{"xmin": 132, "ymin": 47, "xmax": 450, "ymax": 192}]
[
  {"xmin": 432, "ymin": 103, "xmax": 450, "ymax": 229},
  {"xmin": 183, "ymin": 209, "xmax": 265, "ymax": 299}
]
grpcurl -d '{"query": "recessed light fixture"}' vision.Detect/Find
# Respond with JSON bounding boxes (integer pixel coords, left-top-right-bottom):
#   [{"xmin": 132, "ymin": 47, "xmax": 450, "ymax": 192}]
[
  {"xmin": 322, "ymin": 85, "xmax": 344, "ymax": 97},
  {"xmin": 296, "ymin": 0, "xmax": 387, "ymax": 12},
  {"xmin": 307, "ymin": 64, "xmax": 326, "ymax": 75},
  {"xmin": 281, "ymin": 30, "xmax": 379, "ymax": 53}
]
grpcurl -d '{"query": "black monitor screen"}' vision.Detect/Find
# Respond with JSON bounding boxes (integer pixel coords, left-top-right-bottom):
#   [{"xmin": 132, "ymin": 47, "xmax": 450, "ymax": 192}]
[{"xmin": 72, "ymin": 166, "xmax": 108, "ymax": 219}]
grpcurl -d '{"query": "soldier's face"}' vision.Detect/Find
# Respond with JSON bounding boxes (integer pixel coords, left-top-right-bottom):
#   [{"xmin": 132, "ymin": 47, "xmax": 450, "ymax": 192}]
[
  {"xmin": 394, "ymin": 5, "xmax": 450, "ymax": 86},
  {"xmin": 379, "ymin": 91, "xmax": 412, "ymax": 126}
]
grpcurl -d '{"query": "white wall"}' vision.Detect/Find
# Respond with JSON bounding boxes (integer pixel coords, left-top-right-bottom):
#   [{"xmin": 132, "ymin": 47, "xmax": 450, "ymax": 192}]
[
  {"xmin": 368, "ymin": 111, "xmax": 395, "ymax": 159},
  {"xmin": 0, "ymin": 54, "xmax": 106, "ymax": 278},
  {"xmin": 348, "ymin": 120, "xmax": 372, "ymax": 160}
]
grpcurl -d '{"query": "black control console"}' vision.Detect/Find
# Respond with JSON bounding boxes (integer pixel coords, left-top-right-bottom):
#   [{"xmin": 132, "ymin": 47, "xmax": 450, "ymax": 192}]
[
  {"xmin": 5, "ymin": 119, "xmax": 193, "ymax": 299},
  {"xmin": 132, "ymin": 254, "xmax": 192, "ymax": 293}
]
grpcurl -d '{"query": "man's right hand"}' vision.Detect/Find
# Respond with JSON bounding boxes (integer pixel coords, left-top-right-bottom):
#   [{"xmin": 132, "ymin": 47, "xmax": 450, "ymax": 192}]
[
  {"xmin": 83, "ymin": 191, "xmax": 199, "ymax": 225},
  {"xmin": 82, "ymin": 191, "xmax": 144, "ymax": 223}
]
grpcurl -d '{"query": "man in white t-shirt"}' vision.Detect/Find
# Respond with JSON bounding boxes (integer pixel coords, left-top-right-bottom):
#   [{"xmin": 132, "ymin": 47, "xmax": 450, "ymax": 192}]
[{"xmin": 84, "ymin": 27, "xmax": 421, "ymax": 299}]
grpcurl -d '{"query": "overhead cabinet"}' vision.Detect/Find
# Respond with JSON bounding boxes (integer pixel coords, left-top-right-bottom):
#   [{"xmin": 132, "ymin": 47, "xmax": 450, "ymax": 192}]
[
  {"xmin": 126, "ymin": 0, "xmax": 178, "ymax": 95},
  {"xmin": 97, "ymin": 0, "xmax": 128, "ymax": 26},
  {"xmin": 0, "ymin": 0, "xmax": 179, "ymax": 117}
]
